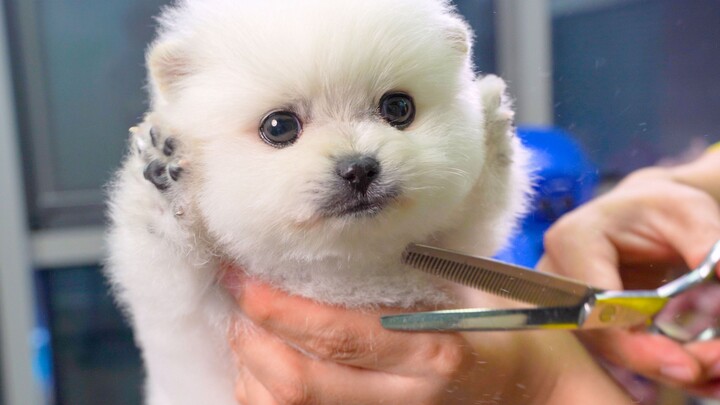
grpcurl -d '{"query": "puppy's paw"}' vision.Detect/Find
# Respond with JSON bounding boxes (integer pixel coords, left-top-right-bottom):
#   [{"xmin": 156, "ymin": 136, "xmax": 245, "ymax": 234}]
[
  {"xmin": 130, "ymin": 123, "xmax": 187, "ymax": 192},
  {"xmin": 477, "ymin": 74, "xmax": 514, "ymax": 136}
]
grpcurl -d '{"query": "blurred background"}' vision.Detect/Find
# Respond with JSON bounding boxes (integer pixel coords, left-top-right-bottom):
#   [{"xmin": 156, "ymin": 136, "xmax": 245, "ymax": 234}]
[{"xmin": 0, "ymin": 0, "xmax": 718, "ymax": 404}]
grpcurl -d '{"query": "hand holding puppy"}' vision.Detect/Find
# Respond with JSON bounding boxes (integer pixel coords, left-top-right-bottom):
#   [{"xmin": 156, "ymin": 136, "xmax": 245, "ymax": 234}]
[
  {"xmin": 227, "ymin": 276, "xmax": 476, "ymax": 404},
  {"xmin": 224, "ymin": 271, "xmax": 631, "ymax": 405}
]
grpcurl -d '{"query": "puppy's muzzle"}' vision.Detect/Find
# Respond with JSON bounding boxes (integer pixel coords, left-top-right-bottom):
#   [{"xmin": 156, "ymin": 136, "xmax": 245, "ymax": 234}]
[
  {"xmin": 335, "ymin": 155, "xmax": 380, "ymax": 194},
  {"xmin": 318, "ymin": 154, "xmax": 398, "ymax": 218}
]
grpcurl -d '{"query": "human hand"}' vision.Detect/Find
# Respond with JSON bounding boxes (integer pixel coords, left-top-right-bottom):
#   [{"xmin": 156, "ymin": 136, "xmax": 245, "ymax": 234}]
[
  {"xmin": 537, "ymin": 167, "xmax": 720, "ymax": 396},
  {"xmin": 224, "ymin": 273, "xmax": 502, "ymax": 405},
  {"xmin": 223, "ymin": 270, "xmax": 632, "ymax": 404},
  {"xmin": 223, "ymin": 269, "xmax": 631, "ymax": 404}
]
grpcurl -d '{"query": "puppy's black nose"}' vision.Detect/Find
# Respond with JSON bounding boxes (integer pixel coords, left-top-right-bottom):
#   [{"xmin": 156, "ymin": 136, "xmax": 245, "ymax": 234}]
[{"xmin": 336, "ymin": 155, "xmax": 381, "ymax": 194}]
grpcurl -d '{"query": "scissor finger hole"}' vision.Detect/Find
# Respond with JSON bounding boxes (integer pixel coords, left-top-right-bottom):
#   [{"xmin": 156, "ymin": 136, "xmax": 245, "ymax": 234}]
[{"xmin": 652, "ymin": 283, "xmax": 720, "ymax": 342}]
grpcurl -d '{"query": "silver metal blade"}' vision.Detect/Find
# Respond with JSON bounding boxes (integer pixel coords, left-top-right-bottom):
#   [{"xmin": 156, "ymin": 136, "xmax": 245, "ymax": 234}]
[
  {"xmin": 403, "ymin": 244, "xmax": 593, "ymax": 307},
  {"xmin": 381, "ymin": 306, "xmax": 585, "ymax": 331}
]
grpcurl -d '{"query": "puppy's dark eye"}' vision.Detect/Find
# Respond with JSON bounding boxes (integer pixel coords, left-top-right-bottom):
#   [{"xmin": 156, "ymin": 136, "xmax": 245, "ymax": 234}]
[
  {"xmin": 259, "ymin": 110, "xmax": 302, "ymax": 147},
  {"xmin": 379, "ymin": 92, "xmax": 415, "ymax": 129}
]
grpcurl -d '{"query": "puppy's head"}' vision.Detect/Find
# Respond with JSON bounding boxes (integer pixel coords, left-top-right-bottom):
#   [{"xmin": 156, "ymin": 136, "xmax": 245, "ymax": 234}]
[{"xmin": 148, "ymin": 0, "xmax": 493, "ymax": 262}]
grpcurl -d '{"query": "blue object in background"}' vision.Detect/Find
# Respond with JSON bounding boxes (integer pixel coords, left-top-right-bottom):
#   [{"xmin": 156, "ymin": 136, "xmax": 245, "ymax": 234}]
[{"xmin": 495, "ymin": 127, "xmax": 599, "ymax": 267}]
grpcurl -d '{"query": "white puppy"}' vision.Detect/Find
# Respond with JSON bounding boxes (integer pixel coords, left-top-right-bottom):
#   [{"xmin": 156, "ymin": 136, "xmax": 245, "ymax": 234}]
[{"xmin": 106, "ymin": 0, "xmax": 531, "ymax": 404}]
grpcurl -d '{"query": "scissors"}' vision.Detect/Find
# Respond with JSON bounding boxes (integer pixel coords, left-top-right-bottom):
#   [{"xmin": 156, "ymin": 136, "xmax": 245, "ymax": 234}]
[{"xmin": 381, "ymin": 240, "xmax": 720, "ymax": 342}]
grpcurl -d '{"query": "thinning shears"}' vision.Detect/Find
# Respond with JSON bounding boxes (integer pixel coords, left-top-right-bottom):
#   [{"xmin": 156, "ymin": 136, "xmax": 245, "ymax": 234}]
[{"xmin": 381, "ymin": 241, "xmax": 720, "ymax": 341}]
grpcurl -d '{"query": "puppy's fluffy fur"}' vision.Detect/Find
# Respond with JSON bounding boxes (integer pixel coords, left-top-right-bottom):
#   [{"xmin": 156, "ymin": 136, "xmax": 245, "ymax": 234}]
[{"xmin": 107, "ymin": 0, "xmax": 531, "ymax": 404}]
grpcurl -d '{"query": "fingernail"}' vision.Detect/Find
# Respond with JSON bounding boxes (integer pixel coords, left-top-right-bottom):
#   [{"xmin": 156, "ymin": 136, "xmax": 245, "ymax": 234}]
[{"xmin": 660, "ymin": 365, "xmax": 696, "ymax": 383}]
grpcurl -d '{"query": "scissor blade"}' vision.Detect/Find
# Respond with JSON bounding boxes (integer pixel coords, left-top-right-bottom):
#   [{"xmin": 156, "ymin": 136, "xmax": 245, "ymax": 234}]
[
  {"xmin": 381, "ymin": 306, "xmax": 585, "ymax": 332},
  {"xmin": 404, "ymin": 244, "xmax": 593, "ymax": 307}
]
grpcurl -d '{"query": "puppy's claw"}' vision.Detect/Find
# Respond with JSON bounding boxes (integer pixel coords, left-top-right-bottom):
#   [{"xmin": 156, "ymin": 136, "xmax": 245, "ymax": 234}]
[
  {"xmin": 132, "ymin": 131, "xmax": 147, "ymax": 154},
  {"xmin": 143, "ymin": 160, "xmax": 170, "ymax": 191}
]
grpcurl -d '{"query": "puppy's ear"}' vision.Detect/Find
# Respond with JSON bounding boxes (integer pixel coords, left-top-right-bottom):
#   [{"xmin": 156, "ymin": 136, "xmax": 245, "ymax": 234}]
[
  {"xmin": 443, "ymin": 17, "xmax": 473, "ymax": 55},
  {"xmin": 146, "ymin": 40, "xmax": 192, "ymax": 105}
]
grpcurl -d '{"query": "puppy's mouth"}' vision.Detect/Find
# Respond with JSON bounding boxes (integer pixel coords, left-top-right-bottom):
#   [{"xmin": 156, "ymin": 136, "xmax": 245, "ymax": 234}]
[
  {"xmin": 319, "ymin": 188, "xmax": 400, "ymax": 218},
  {"xmin": 314, "ymin": 154, "xmax": 403, "ymax": 219}
]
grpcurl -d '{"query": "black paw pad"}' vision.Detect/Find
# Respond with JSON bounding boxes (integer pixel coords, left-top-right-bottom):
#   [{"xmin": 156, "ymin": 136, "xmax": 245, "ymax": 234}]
[
  {"xmin": 163, "ymin": 137, "xmax": 177, "ymax": 157},
  {"xmin": 135, "ymin": 123, "xmax": 187, "ymax": 191},
  {"xmin": 168, "ymin": 162, "xmax": 184, "ymax": 181},
  {"xmin": 143, "ymin": 160, "xmax": 170, "ymax": 191},
  {"xmin": 149, "ymin": 127, "xmax": 159, "ymax": 147}
]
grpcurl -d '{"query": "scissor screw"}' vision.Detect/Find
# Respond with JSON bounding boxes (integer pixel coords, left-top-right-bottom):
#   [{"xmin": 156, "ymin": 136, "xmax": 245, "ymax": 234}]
[{"xmin": 599, "ymin": 306, "xmax": 617, "ymax": 323}]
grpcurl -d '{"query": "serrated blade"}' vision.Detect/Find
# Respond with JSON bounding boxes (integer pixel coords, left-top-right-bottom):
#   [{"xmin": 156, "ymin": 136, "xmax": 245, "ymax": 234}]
[{"xmin": 403, "ymin": 244, "xmax": 593, "ymax": 307}]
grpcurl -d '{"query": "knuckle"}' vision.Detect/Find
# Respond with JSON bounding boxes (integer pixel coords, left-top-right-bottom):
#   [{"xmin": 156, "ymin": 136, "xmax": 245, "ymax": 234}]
[
  {"xmin": 542, "ymin": 224, "xmax": 561, "ymax": 248},
  {"xmin": 542, "ymin": 205, "xmax": 600, "ymax": 253},
  {"xmin": 272, "ymin": 377, "xmax": 313, "ymax": 405},
  {"xmin": 421, "ymin": 338, "xmax": 469, "ymax": 380},
  {"xmin": 307, "ymin": 327, "xmax": 367, "ymax": 361},
  {"xmin": 543, "ymin": 220, "xmax": 571, "ymax": 253},
  {"xmin": 682, "ymin": 187, "xmax": 716, "ymax": 208},
  {"xmin": 243, "ymin": 301, "xmax": 273, "ymax": 327},
  {"xmin": 239, "ymin": 285, "xmax": 277, "ymax": 327}
]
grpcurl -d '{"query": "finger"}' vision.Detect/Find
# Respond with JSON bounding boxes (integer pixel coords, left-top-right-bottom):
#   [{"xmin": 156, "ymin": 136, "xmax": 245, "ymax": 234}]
[
  {"xmin": 235, "ymin": 277, "xmax": 470, "ymax": 377},
  {"xmin": 539, "ymin": 207, "xmax": 623, "ymax": 289},
  {"xmin": 236, "ymin": 323, "xmax": 432, "ymax": 405},
  {"xmin": 229, "ymin": 330, "xmax": 252, "ymax": 404},
  {"xmin": 234, "ymin": 368, "xmax": 248, "ymax": 405},
  {"xmin": 578, "ymin": 329, "xmax": 703, "ymax": 386},
  {"xmin": 241, "ymin": 367, "xmax": 280, "ymax": 405},
  {"xmin": 541, "ymin": 182, "xmax": 720, "ymax": 288},
  {"xmin": 680, "ymin": 340, "xmax": 720, "ymax": 400},
  {"xmin": 687, "ymin": 340, "xmax": 720, "ymax": 382},
  {"xmin": 649, "ymin": 186, "xmax": 720, "ymax": 269}
]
